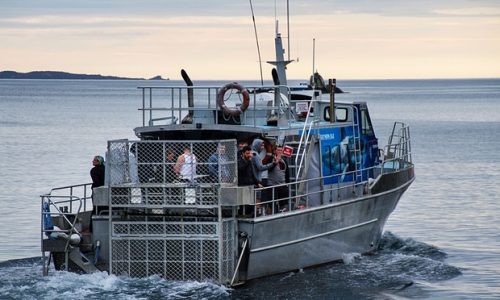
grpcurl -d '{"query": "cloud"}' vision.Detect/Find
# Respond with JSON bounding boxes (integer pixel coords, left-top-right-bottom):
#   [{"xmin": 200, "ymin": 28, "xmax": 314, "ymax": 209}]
[
  {"xmin": 2, "ymin": 0, "xmax": 500, "ymax": 19},
  {"xmin": 433, "ymin": 6, "xmax": 500, "ymax": 17},
  {"xmin": 0, "ymin": 15, "xmax": 254, "ymax": 30},
  {"xmin": 1, "ymin": 0, "xmax": 250, "ymax": 18},
  {"xmin": 292, "ymin": 0, "xmax": 500, "ymax": 17}
]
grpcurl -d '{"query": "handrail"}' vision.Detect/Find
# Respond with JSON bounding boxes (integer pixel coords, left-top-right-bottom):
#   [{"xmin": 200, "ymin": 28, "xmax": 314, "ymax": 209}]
[
  {"xmin": 294, "ymin": 94, "xmax": 318, "ymax": 180},
  {"xmin": 137, "ymin": 85, "xmax": 292, "ymax": 128},
  {"xmin": 41, "ymin": 194, "xmax": 84, "ymax": 236},
  {"xmin": 41, "ymin": 186, "xmax": 87, "ymax": 274},
  {"xmin": 252, "ymin": 122, "xmax": 412, "ymax": 217},
  {"xmin": 351, "ymin": 106, "xmax": 363, "ymax": 183},
  {"xmin": 383, "ymin": 122, "xmax": 412, "ymax": 166},
  {"xmin": 45, "ymin": 182, "xmax": 93, "ymax": 213}
]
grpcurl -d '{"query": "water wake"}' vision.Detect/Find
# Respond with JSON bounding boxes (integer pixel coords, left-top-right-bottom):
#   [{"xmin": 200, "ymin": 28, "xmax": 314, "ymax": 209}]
[
  {"xmin": 0, "ymin": 232, "xmax": 460, "ymax": 299},
  {"xmin": 0, "ymin": 258, "xmax": 229, "ymax": 300}
]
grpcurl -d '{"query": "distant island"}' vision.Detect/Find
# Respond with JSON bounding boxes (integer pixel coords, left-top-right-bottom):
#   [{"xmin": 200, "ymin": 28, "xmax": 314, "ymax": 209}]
[{"xmin": 0, "ymin": 70, "xmax": 168, "ymax": 80}]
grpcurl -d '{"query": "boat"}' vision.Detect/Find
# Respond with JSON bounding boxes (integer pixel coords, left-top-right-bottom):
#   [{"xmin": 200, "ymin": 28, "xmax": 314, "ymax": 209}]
[{"xmin": 40, "ymin": 16, "xmax": 414, "ymax": 287}]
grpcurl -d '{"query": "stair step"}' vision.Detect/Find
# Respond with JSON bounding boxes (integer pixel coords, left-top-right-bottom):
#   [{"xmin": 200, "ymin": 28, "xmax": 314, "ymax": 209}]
[{"xmin": 68, "ymin": 248, "xmax": 99, "ymax": 273}]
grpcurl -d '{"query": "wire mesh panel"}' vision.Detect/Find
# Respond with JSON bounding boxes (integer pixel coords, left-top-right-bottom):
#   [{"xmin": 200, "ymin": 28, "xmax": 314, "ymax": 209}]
[
  {"xmin": 221, "ymin": 219, "xmax": 236, "ymax": 281},
  {"xmin": 112, "ymin": 221, "xmax": 219, "ymax": 237},
  {"xmin": 107, "ymin": 140, "xmax": 133, "ymax": 185},
  {"xmin": 109, "ymin": 185, "xmax": 222, "ymax": 207},
  {"xmin": 110, "ymin": 219, "xmax": 236, "ymax": 284},
  {"xmin": 107, "ymin": 139, "xmax": 238, "ymax": 187},
  {"xmin": 107, "ymin": 139, "xmax": 238, "ymax": 283}
]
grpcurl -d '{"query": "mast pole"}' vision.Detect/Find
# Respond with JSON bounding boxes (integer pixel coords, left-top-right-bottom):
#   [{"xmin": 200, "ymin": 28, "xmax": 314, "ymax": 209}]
[
  {"xmin": 312, "ymin": 38, "xmax": 316, "ymax": 88},
  {"xmin": 249, "ymin": 0, "xmax": 264, "ymax": 85},
  {"xmin": 287, "ymin": 0, "xmax": 290, "ymax": 62}
]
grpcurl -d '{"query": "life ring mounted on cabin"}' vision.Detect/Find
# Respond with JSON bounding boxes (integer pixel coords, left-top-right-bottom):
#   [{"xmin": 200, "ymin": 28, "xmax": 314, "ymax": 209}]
[{"xmin": 217, "ymin": 82, "xmax": 250, "ymax": 116}]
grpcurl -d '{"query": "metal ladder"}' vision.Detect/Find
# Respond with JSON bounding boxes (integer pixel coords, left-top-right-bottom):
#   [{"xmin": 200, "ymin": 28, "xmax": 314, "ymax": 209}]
[
  {"xmin": 352, "ymin": 106, "xmax": 363, "ymax": 183},
  {"xmin": 294, "ymin": 100, "xmax": 318, "ymax": 181}
]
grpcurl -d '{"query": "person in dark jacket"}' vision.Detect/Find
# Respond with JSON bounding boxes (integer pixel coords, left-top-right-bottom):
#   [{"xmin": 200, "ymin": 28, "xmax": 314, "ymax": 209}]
[
  {"xmin": 266, "ymin": 146, "xmax": 290, "ymax": 211},
  {"xmin": 90, "ymin": 155, "xmax": 105, "ymax": 215},
  {"xmin": 238, "ymin": 145, "xmax": 259, "ymax": 187},
  {"xmin": 237, "ymin": 145, "xmax": 260, "ymax": 216},
  {"xmin": 91, "ymin": 155, "xmax": 105, "ymax": 188}
]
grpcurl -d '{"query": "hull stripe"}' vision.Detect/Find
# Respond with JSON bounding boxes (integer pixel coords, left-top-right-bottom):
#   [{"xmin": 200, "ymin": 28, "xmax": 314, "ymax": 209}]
[{"xmin": 251, "ymin": 218, "xmax": 378, "ymax": 253}]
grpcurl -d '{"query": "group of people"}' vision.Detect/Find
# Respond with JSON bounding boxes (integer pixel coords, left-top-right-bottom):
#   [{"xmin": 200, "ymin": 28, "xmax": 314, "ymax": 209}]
[
  {"xmin": 90, "ymin": 138, "xmax": 291, "ymax": 214},
  {"xmin": 237, "ymin": 139, "xmax": 290, "ymax": 213}
]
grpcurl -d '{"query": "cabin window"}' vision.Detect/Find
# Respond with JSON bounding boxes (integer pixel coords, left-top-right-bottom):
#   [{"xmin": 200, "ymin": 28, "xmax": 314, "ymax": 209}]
[
  {"xmin": 324, "ymin": 106, "xmax": 348, "ymax": 122},
  {"xmin": 361, "ymin": 109, "xmax": 374, "ymax": 135}
]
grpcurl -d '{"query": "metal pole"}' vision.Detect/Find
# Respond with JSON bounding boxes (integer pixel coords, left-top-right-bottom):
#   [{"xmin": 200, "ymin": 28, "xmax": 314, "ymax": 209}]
[
  {"xmin": 287, "ymin": 0, "xmax": 290, "ymax": 62},
  {"xmin": 329, "ymin": 79, "xmax": 336, "ymax": 123},
  {"xmin": 312, "ymin": 38, "xmax": 316, "ymax": 86},
  {"xmin": 249, "ymin": 0, "xmax": 264, "ymax": 86},
  {"xmin": 142, "ymin": 88, "xmax": 145, "ymax": 127}
]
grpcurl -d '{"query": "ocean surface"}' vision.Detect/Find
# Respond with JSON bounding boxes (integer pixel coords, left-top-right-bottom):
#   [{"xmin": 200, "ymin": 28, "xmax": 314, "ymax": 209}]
[{"xmin": 0, "ymin": 78, "xmax": 499, "ymax": 299}]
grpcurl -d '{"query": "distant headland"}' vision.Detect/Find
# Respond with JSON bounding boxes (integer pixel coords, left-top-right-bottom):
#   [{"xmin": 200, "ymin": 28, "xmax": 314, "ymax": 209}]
[{"xmin": 0, "ymin": 70, "xmax": 168, "ymax": 80}]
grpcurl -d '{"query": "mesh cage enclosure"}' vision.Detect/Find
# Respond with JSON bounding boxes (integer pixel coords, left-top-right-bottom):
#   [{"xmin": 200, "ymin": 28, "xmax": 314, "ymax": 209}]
[
  {"xmin": 110, "ymin": 219, "xmax": 236, "ymax": 283},
  {"xmin": 107, "ymin": 139, "xmax": 238, "ymax": 186},
  {"xmin": 106, "ymin": 139, "xmax": 238, "ymax": 283}
]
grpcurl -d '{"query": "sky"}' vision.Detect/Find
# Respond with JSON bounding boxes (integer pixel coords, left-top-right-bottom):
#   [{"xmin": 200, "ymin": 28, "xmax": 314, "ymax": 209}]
[{"xmin": 1, "ymin": 0, "xmax": 499, "ymax": 80}]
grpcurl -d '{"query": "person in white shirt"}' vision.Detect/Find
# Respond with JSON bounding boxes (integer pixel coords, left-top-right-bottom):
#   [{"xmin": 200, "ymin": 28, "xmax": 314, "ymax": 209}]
[{"xmin": 175, "ymin": 146, "xmax": 197, "ymax": 181}]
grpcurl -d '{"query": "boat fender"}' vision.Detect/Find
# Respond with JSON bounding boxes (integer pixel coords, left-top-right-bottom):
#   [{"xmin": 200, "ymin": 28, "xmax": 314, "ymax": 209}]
[
  {"xmin": 217, "ymin": 82, "xmax": 250, "ymax": 116},
  {"xmin": 42, "ymin": 202, "xmax": 54, "ymax": 237},
  {"xmin": 49, "ymin": 225, "xmax": 68, "ymax": 239},
  {"xmin": 69, "ymin": 234, "xmax": 81, "ymax": 245}
]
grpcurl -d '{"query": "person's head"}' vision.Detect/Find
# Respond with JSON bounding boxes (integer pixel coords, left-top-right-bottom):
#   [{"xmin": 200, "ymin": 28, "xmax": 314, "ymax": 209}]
[
  {"xmin": 166, "ymin": 149, "xmax": 174, "ymax": 161},
  {"xmin": 251, "ymin": 139, "xmax": 264, "ymax": 152},
  {"xmin": 183, "ymin": 146, "xmax": 191, "ymax": 153},
  {"xmin": 218, "ymin": 144, "xmax": 226, "ymax": 154},
  {"xmin": 93, "ymin": 155, "xmax": 104, "ymax": 166},
  {"xmin": 238, "ymin": 141, "xmax": 248, "ymax": 150},
  {"xmin": 275, "ymin": 146, "xmax": 283, "ymax": 156},
  {"xmin": 241, "ymin": 145, "xmax": 252, "ymax": 160}
]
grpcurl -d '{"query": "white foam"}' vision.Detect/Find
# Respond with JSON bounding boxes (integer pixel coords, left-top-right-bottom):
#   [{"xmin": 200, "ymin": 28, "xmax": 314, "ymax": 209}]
[{"xmin": 342, "ymin": 252, "xmax": 361, "ymax": 264}]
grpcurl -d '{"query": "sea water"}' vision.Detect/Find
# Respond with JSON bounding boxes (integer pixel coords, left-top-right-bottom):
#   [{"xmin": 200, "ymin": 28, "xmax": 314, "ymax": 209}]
[{"xmin": 0, "ymin": 78, "xmax": 499, "ymax": 299}]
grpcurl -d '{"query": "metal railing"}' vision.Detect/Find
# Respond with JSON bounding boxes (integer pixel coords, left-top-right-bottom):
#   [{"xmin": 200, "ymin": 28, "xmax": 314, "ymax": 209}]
[
  {"xmin": 40, "ymin": 183, "xmax": 92, "ymax": 275},
  {"xmin": 383, "ymin": 122, "xmax": 412, "ymax": 167},
  {"xmin": 246, "ymin": 122, "xmax": 413, "ymax": 217},
  {"xmin": 137, "ymin": 85, "xmax": 293, "ymax": 128}
]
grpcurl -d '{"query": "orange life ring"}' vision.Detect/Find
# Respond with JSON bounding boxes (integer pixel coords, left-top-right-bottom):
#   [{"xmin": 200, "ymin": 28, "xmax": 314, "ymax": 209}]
[{"xmin": 217, "ymin": 82, "xmax": 250, "ymax": 116}]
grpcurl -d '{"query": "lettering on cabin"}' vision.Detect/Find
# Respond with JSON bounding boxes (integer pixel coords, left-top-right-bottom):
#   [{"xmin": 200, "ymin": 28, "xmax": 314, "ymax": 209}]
[{"xmin": 320, "ymin": 133, "xmax": 335, "ymax": 140}]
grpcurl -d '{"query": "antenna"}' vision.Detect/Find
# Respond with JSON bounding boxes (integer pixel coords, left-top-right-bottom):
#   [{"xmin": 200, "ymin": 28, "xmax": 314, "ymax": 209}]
[
  {"xmin": 287, "ymin": 0, "xmax": 290, "ymax": 62},
  {"xmin": 312, "ymin": 38, "xmax": 316, "ymax": 80},
  {"xmin": 249, "ymin": 0, "xmax": 264, "ymax": 85}
]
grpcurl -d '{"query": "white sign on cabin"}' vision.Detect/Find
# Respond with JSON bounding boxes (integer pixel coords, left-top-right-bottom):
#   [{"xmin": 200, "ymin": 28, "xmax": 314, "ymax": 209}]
[{"xmin": 295, "ymin": 102, "xmax": 309, "ymax": 113}]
